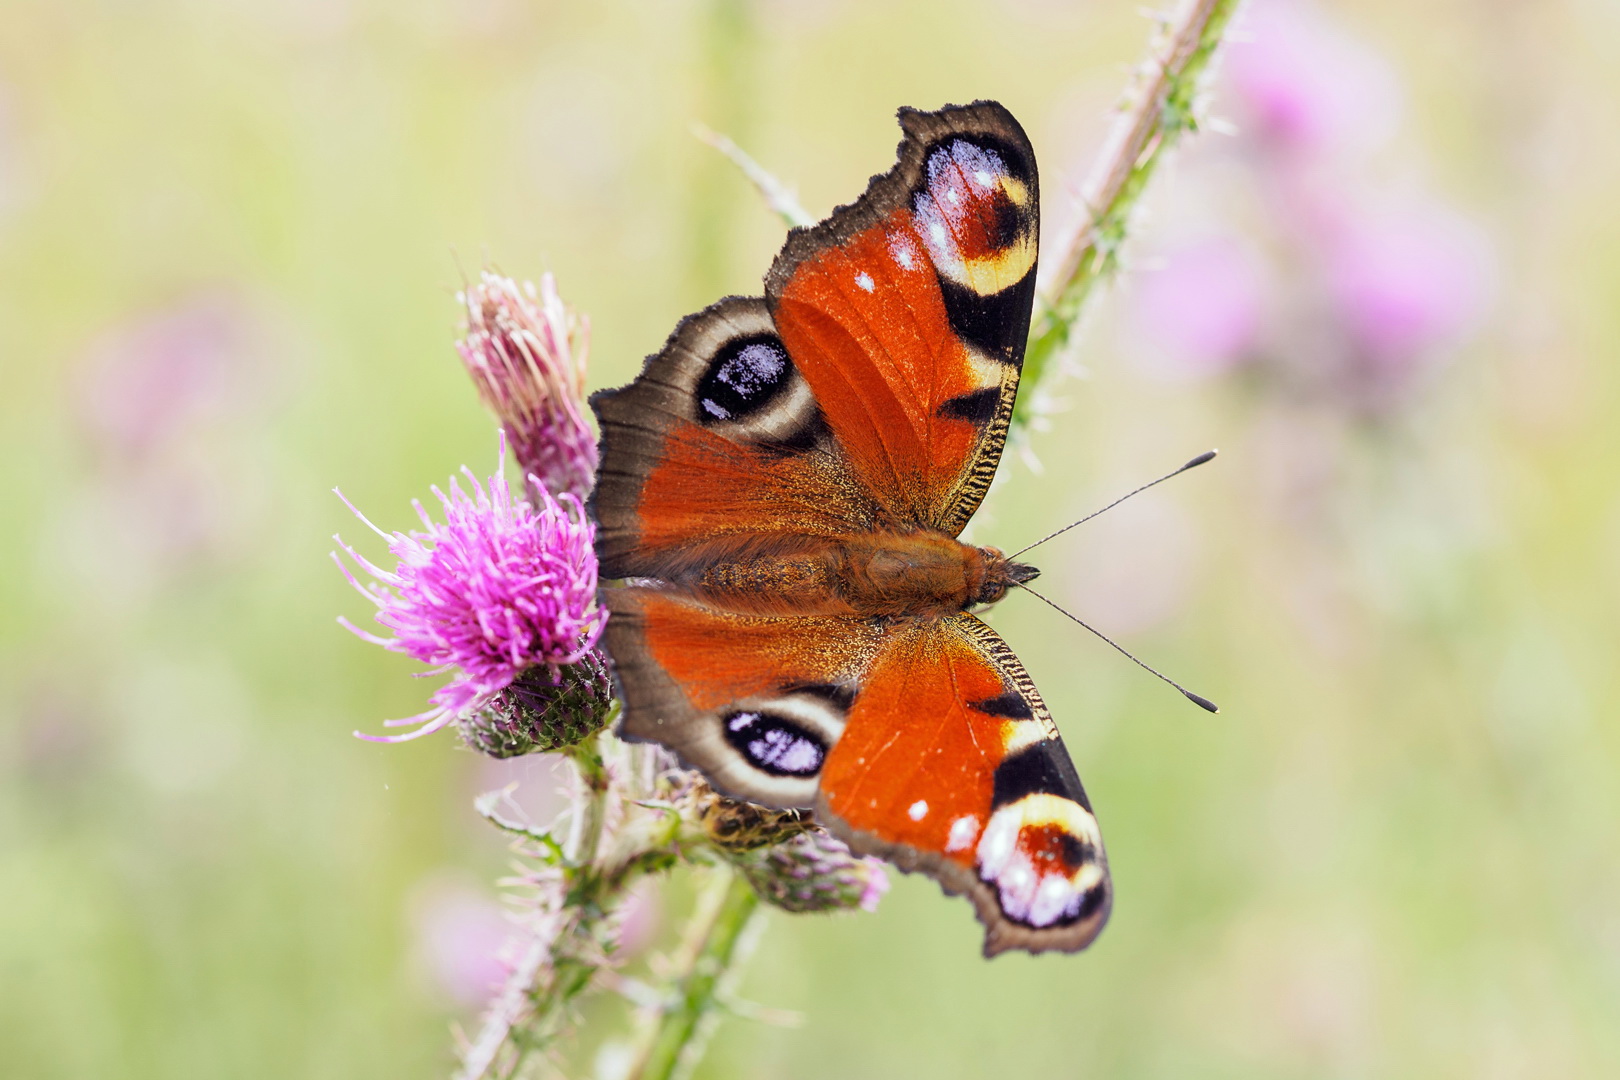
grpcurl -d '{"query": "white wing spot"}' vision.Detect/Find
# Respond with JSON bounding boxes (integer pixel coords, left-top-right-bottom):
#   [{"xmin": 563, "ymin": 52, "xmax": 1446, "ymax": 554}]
[
  {"xmin": 946, "ymin": 815, "xmax": 979, "ymax": 853},
  {"xmin": 974, "ymin": 168, "xmax": 994, "ymax": 187},
  {"xmin": 908, "ymin": 800, "xmax": 928, "ymax": 821},
  {"xmin": 887, "ymin": 233, "xmax": 919, "ymax": 270},
  {"xmin": 855, "ymin": 271, "xmax": 875, "ymax": 292}
]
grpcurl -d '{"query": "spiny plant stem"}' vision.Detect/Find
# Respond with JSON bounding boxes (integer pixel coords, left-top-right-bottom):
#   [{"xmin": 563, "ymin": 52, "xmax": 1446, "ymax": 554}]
[
  {"xmin": 692, "ymin": 124, "xmax": 814, "ymax": 229},
  {"xmin": 623, "ymin": 868, "xmax": 764, "ymax": 1080},
  {"xmin": 455, "ymin": 732, "xmax": 618, "ymax": 1080},
  {"xmin": 1018, "ymin": 0, "xmax": 1245, "ymax": 422}
]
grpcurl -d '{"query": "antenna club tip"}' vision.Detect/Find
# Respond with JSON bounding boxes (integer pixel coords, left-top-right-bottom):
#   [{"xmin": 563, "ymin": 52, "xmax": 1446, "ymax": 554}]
[
  {"xmin": 1184, "ymin": 691, "xmax": 1220, "ymax": 713},
  {"xmin": 1185, "ymin": 449, "xmax": 1218, "ymax": 469}
]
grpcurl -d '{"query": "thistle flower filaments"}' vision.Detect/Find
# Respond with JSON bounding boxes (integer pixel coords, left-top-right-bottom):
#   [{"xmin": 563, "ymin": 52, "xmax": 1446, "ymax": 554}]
[
  {"xmin": 456, "ymin": 272, "xmax": 598, "ymax": 503},
  {"xmin": 333, "ymin": 444, "xmax": 605, "ymax": 743}
]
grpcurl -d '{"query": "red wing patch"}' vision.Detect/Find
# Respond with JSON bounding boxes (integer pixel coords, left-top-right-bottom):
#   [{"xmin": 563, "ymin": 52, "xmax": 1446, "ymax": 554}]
[{"xmin": 592, "ymin": 296, "xmax": 877, "ymax": 581}]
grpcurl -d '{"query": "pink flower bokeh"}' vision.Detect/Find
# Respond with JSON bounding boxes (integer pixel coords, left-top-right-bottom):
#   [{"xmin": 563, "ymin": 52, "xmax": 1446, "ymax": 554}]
[
  {"xmin": 1224, "ymin": 0, "xmax": 1401, "ymax": 160},
  {"xmin": 1130, "ymin": 235, "xmax": 1269, "ymax": 377}
]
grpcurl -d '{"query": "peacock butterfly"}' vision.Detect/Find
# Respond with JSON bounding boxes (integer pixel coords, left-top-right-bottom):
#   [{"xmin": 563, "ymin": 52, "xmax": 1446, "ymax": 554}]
[{"xmin": 590, "ymin": 101, "xmax": 1111, "ymax": 956}]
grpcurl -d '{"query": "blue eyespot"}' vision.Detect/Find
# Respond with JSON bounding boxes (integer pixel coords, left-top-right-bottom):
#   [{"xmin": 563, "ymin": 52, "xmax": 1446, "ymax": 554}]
[
  {"xmin": 723, "ymin": 709, "xmax": 826, "ymax": 776},
  {"xmin": 697, "ymin": 335, "xmax": 792, "ymax": 423}
]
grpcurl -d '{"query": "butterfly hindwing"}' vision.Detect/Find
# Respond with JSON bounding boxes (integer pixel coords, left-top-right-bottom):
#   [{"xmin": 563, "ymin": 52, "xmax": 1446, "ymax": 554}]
[
  {"xmin": 766, "ymin": 101, "xmax": 1039, "ymax": 534},
  {"xmin": 605, "ymin": 584, "xmax": 883, "ymax": 807},
  {"xmin": 606, "ymin": 586, "xmax": 1111, "ymax": 955},
  {"xmin": 815, "ymin": 614, "xmax": 1112, "ymax": 956}
]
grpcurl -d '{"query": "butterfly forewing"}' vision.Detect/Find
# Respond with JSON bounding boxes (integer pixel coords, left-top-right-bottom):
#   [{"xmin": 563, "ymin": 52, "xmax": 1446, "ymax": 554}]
[
  {"xmin": 766, "ymin": 102, "xmax": 1038, "ymax": 535},
  {"xmin": 591, "ymin": 297, "xmax": 875, "ymax": 580}
]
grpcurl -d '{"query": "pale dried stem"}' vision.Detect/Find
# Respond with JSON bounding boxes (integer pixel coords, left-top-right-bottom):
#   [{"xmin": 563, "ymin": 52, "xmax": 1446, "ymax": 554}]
[
  {"xmin": 1022, "ymin": 0, "xmax": 1243, "ymax": 398},
  {"xmin": 692, "ymin": 123, "xmax": 814, "ymax": 229}
]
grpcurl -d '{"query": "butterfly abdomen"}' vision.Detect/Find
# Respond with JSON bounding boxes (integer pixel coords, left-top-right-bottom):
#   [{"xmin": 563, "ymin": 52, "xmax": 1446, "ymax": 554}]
[{"xmin": 656, "ymin": 529, "xmax": 1023, "ymax": 622}]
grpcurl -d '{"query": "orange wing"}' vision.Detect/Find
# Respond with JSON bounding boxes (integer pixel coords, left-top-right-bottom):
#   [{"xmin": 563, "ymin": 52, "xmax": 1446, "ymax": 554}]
[
  {"xmin": 604, "ymin": 585, "xmax": 883, "ymax": 807},
  {"xmin": 817, "ymin": 615, "xmax": 1110, "ymax": 957},
  {"xmin": 767, "ymin": 102, "xmax": 1039, "ymax": 534}
]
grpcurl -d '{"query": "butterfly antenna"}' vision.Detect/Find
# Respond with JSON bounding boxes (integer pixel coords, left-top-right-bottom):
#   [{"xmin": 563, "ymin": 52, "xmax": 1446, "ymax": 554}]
[
  {"xmin": 1009, "ymin": 450, "xmax": 1217, "ymax": 559},
  {"xmin": 1014, "ymin": 583, "xmax": 1219, "ymax": 714}
]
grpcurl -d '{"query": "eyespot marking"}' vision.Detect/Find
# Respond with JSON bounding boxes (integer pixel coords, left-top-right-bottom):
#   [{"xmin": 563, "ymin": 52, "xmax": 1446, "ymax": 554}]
[
  {"xmin": 722, "ymin": 709, "xmax": 827, "ymax": 777},
  {"xmin": 975, "ymin": 795, "xmax": 1106, "ymax": 929},
  {"xmin": 908, "ymin": 134, "xmax": 1039, "ymax": 324},
  {"xmin": 696, "ymin": 335, "xmax": 792, "ymax": 425}
]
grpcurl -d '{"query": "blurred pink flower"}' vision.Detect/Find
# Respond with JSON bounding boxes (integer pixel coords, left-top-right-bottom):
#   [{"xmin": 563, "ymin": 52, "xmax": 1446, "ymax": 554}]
[
  {"xmin": 1129, "ymin": 235, "xmax": 1268, "ymax": 377},
  {"xmin": 76, "ymin": 291, "xmax": 268, "ymax": 459},
  {"xmin": 1224, "ymin": 0, "xmax": 1401, "ymax": 160},
  {"xmin": 457, "ymin": 272, "xmax": 597, "ymax": 503},
  {"xmin": 412, "ymin": 881, "xmax": 513, "ymax": 1008},
  {"xmin": 1325, "ymin": 200, "xmax": 1493, "ymax": 378},
  {"xmin": 334, "ymin": 442, "xmax": 605, "ymax": 742},
  {"xmin": 615, "ymin": 879, "xmax": 662, "ymax": 957},
  {"xmin": 63, "ymin": 291, "xmax": 287, "ymax": 588}
]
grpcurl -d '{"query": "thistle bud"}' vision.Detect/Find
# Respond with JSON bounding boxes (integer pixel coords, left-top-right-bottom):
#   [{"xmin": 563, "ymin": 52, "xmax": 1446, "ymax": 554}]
[
  {"xmin": 732, "ymin": 827, "xmax": 890, "ymax": 915},
  {"xmin": 691, "ymin": 781, "xmax": 816, "ymax": 852},
  {"xmin": 458, "ymin": 648, "xmax": 615, "ymax": 757},
  {"xmin": 456, "ymin": 272, "xmax": 597, "ymax": 503}
]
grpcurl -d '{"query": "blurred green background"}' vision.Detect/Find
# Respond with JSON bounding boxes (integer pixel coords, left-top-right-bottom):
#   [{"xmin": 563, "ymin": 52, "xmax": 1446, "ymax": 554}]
[{"xmin": 4, "ymin": 0, "xmax": 1619, "ymax": 1076}]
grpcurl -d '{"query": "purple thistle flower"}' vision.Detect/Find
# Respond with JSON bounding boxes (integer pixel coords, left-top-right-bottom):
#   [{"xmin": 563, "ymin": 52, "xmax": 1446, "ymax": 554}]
[
  {"xmin": 456, "ymin": 272, "xmax": 598, "ymax": 503},
  {"xmin": 459, "ymin": 648, "xmax": 616, "ymax": 756},
  {"xmin": 333, "ymin": 439, "xmax": 605, "ymax": 743}
]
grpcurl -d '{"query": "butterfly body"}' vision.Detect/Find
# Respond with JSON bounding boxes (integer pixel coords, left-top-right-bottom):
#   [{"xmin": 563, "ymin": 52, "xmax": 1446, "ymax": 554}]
[
  {"xmin": 593, "ymin": 102, "xmax": 1113, "ymax": 955},
  {"xmin": 651, "ymin": 530, "xmax": 1034, "ymax": 620}
]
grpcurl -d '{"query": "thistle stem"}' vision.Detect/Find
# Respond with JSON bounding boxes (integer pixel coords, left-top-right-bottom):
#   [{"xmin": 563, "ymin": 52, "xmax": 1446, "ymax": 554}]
[
  {"xmin": 623, "ymin": 868, "xmax": 764, "ymax": 1080},
  {"xmin": 454, "ymin": 732, "xmax": 615, "ymax": 1080},
  {"xmin": 1018, "ymin": 0, "xmax": 1244, "ymax": 420}
]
